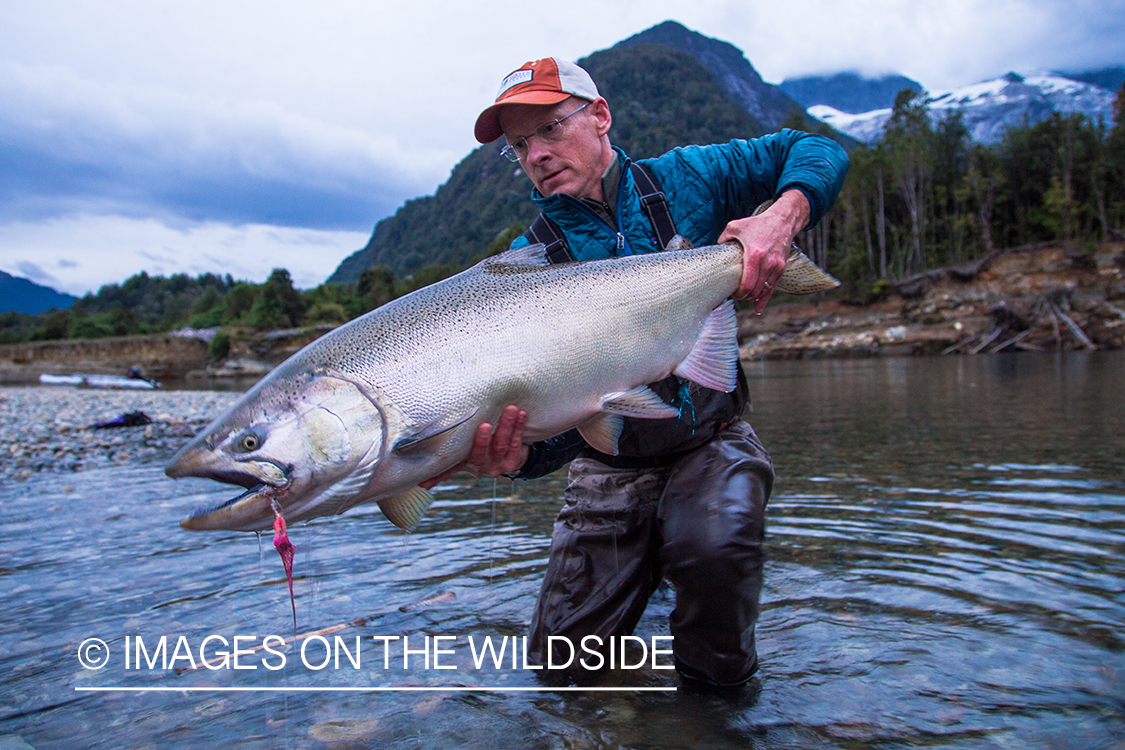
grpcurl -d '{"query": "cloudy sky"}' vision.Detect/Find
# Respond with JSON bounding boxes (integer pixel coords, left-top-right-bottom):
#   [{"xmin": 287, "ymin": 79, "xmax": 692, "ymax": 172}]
[{"xmin": 2, "ymin": 0, "xmax": 1123, "ymax": 296}]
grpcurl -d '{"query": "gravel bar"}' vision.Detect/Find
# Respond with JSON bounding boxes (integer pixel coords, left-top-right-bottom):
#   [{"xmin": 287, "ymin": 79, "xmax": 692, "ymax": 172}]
[{"xmin": 0, "ymin": 386, "xmax": 240, "ymax": 481}]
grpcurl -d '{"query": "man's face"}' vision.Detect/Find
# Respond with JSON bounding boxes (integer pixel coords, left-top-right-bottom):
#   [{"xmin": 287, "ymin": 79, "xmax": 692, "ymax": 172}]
[{"xmin": 499, "ymin": 97, "xmax": 613, "ymax": 200}]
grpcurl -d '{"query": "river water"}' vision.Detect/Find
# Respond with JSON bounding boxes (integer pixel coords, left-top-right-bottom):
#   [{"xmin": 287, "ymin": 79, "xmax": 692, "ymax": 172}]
[{"xmin": 1, "ymin": 352, "xmax": 1122, "ymax": 749}]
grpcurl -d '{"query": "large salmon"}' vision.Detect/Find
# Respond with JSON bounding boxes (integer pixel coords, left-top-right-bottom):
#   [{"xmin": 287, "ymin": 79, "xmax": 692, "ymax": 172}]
[{"xmin": 166, "ymin": 241, "xmax": 837, "ymax": 532}]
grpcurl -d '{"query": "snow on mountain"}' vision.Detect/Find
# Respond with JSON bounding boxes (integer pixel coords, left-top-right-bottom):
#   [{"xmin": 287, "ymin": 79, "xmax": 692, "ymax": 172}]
[
  {"xmin": 809, "ymin": 72, "xmax": 1117, "ymax": 145},
  {"xmin": 807, "ymin": 105, "xmax": 893, "ymax": 143}
]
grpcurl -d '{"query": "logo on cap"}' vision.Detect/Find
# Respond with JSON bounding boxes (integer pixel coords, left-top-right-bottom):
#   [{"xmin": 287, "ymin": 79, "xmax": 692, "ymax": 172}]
[{"xmin": 497, "ymin": 70, "xmax": 534, "ymax": 98}]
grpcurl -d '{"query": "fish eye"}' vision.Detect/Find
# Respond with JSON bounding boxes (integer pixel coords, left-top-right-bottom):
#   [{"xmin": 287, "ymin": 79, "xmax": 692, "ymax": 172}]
[{"xmin": 234, "ymin": 431, "xmax": 263, "ymax": 453}]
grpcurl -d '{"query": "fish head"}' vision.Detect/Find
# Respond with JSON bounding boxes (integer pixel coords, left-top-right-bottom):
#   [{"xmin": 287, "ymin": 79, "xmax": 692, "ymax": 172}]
[{"xmin": 166, "ymin": 372, "xmax": 386, "ymax": 532}]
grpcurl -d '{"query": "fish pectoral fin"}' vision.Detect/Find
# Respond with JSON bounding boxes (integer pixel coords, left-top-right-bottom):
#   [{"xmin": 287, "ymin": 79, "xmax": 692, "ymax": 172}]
[
  {"xmin": 392, "ymin": 409, "xmax": 478, "ymax": 453},
  {"xmin": 671, "ymin": 300, "xmax": 739, "ymax": 393},
  {"xmin": 577, "ymin": 413, "xmax": 625, "ymax": 456},
  {"xmin": 377, "ymin": 486, "xmax": 435, "ymax": 531},
  {"xmin": 600, "ymin": 385, "xmax": 679, "ymax": 418}
]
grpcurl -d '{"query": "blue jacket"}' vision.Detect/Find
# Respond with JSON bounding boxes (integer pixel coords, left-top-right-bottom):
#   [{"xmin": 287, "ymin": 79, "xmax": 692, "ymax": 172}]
[
  {"xmin": 511, "ymin": 130, "xmax": 849, "ymax": 260},
  {"xmin": 513, "ymin": 130, "xmax": 849, "ymax": 478}
]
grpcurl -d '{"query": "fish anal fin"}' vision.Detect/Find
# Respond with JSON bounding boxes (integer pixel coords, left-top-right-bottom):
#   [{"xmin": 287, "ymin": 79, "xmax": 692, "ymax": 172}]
[
  {"xmin": 672, "ymin": 300, "xmax": 739, "ymax": 393},
  {"xmin": 393, "ymin": 409, "xmax": 478, "ymax": 453},
  {"xmin": 577, "ymin": 413, "xmax": 625, "ymax": 456},
  {"xmin": 600, "ymin": 385, "xmax": 678, "ymax": 418},
  {"xmin": 377, "ymin": 486, "xmax": 435, "ymax": 531}
]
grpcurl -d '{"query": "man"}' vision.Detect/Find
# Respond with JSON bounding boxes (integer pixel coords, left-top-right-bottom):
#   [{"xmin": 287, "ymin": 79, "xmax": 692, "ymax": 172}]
[{"xmin": 435, "ymin": 57, "xmax": 848, "ymax": 687}]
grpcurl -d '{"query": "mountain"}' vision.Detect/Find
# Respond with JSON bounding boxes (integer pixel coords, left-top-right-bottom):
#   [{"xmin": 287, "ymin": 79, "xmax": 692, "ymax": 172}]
[
  {"xmin": 1, "ymin": 271, "xmax": 77, "ymax": 314},
  {"xmin": 1062, "ymin": 66, "xmax": 1125, "ymax": 94},
  {"xmin": 614, "ymin": 21, "xmax": 806, "ymax": 131},
  {"xmin": 780, "ymin": 72, "xmax": 924, "ymax": 114},
  {"xmin": 812, "ymin": 71, "xmax": 1118, "ymax": 144},
  {"xmin": 328, "ymin": 22, "xmax": 801, "ymax": 284}
]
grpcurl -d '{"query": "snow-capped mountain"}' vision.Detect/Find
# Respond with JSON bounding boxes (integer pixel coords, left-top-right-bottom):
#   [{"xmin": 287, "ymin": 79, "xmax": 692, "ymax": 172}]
[
  {"xmin": 781, "ymin": 72, "xmax": 923, "ymax": 115},
  {"xmin": 809, "ymin": 72, "xmax": 1118, "ymax": 144}
]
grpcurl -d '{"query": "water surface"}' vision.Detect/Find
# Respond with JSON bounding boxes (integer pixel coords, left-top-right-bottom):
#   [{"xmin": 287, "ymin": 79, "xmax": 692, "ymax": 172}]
[{"xmin": 1, "ymin": 352, "xmax": 1122, "ymax": 749}]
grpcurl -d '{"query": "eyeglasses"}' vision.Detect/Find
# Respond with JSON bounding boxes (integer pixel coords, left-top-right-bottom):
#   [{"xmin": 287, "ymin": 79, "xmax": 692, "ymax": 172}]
[{"xmin": 499, "ymin": 101, "xmax": 591, "ymax": 163}]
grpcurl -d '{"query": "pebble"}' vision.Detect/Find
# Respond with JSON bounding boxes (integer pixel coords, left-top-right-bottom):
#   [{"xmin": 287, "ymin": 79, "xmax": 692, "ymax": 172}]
[{"xmin": 0, "ymin": 386, "xmax": 239, "ymax": 481}]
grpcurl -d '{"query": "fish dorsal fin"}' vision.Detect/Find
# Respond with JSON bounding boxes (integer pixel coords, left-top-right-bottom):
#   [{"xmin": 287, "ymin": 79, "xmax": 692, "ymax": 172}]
[
  {"xmin": 392, "ymin": 409, "xmax": 477, "ymax": 453},
  {"xmin": 577, "ymin": 413, "xmax": 625, "ymax": 455},
  {"xmin": 672, "ymin": 300, "xmax": 739, "ymax": 393},
  {"xmin": 600, "ymin": 385, "xmax": 679, "ymax": 418},
  {"xmin": 377, "ymin": 486, "xmax": 434, "ymax": 530},
  {"xmin": 481, "ymin": 243, "xmax": 550, "ymax": 272}
]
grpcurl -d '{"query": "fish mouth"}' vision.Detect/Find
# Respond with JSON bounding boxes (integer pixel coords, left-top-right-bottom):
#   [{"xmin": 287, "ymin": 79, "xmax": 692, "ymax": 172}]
[
  {"xmin": 183, "ymin": 483, "xmax": 268, "ymax": 523},
  {"xmin": 170, "ymin": 457, "xmax": 292, "ymax": 532}
]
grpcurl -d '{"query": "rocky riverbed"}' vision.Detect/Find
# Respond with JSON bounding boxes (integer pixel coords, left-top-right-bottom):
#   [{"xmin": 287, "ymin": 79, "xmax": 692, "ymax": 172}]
[{"xmin": 0, "ymin": 386, "xmax": 237, "ymax": 480}]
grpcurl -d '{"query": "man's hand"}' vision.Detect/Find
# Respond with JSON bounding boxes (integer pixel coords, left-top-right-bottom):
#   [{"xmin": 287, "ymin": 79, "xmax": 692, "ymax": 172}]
[
  {"xmin": 419, "ymin": 405, "xmax": 529, "ymax": 490},
  {"xmin": 719, "ymin": 189, "xmax": 811, "ymax": 314}
]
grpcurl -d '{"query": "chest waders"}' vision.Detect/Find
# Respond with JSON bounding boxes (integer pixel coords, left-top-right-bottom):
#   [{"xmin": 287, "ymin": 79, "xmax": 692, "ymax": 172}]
[{"xmin": 523, "ymin": 162, "xmax": 774, "ymax": 687}]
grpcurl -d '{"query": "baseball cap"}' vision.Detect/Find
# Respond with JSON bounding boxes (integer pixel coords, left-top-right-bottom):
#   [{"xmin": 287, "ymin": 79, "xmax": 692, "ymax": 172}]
[{"xmin": 474, "ymin": 58, "xmax": 600, "ymax": 143}]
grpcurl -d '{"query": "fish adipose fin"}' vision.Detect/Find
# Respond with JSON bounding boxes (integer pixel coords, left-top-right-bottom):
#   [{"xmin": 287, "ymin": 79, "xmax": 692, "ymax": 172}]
[
  {"xmin": 578, "ymin": 413, "xmax": 626, "ymax": 455},
  {"xmin": 392, "ymin": 410, "xmax": 478, "ymax": 453},
  {"xmin": 672, "ymin": 300, "xmax": 739, "ymax": 392},
  {"xmin": 378, "ymin": 486, "xmax": 434, "ymax": 530},
  {"xmin": 665, "ymin": 234, "xmax": 695, "ymax": 251}
]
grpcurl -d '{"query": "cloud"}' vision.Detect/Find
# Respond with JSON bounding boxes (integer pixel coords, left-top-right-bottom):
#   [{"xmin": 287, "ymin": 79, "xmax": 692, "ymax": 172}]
[
  {"xmin": 723, "ymin": 0, "xmax": 1125, "ymax": 89},
  {"xmin": 0, "ymin": 214, "xmax": 369, "ymax": 295},
  {"xmin": 0, "ymin": 60, "xmax": 454, "ymax": 231},
  {"xmin": 13, "ymin": 260, "xmax": 58, "ymax": 286},
  {"xmin": 0, "ymin": 0, "xmax": 1121, "ymax": 300}
]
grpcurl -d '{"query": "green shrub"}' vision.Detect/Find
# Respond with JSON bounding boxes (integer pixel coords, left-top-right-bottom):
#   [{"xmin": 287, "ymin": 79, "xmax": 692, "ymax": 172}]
[{"xmin": 209, "ymin": 330, "xmax": 231, "ymax": 361}]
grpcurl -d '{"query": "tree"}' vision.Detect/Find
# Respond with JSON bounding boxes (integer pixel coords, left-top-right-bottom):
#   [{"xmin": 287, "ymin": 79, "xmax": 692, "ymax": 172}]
[
  {"xmin": 263, "ymin": 268, "xmax": 305, "ymax": 327},
  {"xmin": 883, "ymin": 89, "xmax": 933, "ymax": 274},
  {"xmin": 964, "ymin": 144, "xmax": 1002, "ymax": 252}
]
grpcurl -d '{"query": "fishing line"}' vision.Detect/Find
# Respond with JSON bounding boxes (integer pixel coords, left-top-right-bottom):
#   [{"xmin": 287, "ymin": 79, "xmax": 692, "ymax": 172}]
[
  {"xmin": 613, "ymin": 531, "xmax": 619, "ymax": 575},
  {"xmin": 489, "ymin": 478, "xmax": 497, "ymax": 585}
]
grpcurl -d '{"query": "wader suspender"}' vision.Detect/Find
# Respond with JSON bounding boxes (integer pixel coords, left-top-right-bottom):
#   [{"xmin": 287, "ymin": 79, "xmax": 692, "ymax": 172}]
[{"xmin": 524, "ymin": 162, "xmax": 677, "ymax": 263}]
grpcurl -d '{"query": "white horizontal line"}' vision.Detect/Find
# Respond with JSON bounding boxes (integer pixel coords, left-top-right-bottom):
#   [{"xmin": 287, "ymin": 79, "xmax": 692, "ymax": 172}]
[{"xmin": 75, "ymin": 686, "xmax": 676, "ymax": 693}]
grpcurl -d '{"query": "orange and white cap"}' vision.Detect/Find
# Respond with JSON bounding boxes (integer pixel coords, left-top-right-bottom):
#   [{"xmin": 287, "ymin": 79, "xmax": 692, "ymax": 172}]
[{"xmin": 474, "ymin": 58, "xmax": 600, "ymax": 143}]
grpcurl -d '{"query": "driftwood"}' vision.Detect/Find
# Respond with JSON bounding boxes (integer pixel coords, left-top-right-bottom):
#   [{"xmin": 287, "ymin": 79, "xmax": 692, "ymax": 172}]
[
  {"xmin": 943, "ymin": 288, "xmax": 1097, "ymax": 355},
  {"xmin": 1046, "ymin": 300, "xmax": 1096, "ymax": 349},
  {"xmin": 969, "ymin": 326, "xmax": 1005, "ymax": 355},
  {"xmin": 991, "ymin": 329, "xmax": 1032, "ymax": 353}
]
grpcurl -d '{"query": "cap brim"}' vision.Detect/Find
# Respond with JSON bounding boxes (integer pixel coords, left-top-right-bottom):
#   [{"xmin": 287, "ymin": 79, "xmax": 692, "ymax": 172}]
[{"xmin": 474, "ymin": 90, "xmax": 572, "ymax": 144}]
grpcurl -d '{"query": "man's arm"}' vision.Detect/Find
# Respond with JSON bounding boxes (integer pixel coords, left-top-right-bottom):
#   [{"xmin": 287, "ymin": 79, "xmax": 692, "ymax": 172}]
[
  {"xmin": 720, "ymin": 188, "xmax": 810, "ymax": 313},
  {"xmin": 419, "ymin": 405, "xmax": 529, "ymax": 489}
]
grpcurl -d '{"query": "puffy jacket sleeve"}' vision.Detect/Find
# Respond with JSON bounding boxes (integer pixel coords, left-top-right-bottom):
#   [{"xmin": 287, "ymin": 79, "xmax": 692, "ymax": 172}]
[{"xmin": 646, "ymin": 129, "xmax": 849, "ymax": 241}]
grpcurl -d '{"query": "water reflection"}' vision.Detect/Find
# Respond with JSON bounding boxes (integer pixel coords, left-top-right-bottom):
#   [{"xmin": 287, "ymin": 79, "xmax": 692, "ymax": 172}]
[{"xmin": 1, "ymin": 352, "xmax": 1122, "ymax": 748}]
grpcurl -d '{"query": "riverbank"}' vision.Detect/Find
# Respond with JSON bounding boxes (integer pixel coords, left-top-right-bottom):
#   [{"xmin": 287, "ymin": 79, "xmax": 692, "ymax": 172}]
[
  {"xmin": 1, "ymin": 242, "xmax": 1122, "ymax": 387},
  {"xmin": 739, "ymin": 240, "xmax": 1125, "ymax": 358},
  {"xmin": 0, "ymin": 387, "xmax": 237, "ymax": 480}
]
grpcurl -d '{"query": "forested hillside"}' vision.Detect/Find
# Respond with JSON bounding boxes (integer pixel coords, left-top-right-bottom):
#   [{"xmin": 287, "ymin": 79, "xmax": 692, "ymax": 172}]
[
  {"xmin": 802, "ymin": 88, "xmax": 1125, "ymax": 301},
  {"xmin": 3, "ymin": 22, "xmax": 1123, "ymax": 346},
  {"xmin": 328, "ymin": 40, "xmax": 768, "ymax": 283}
]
